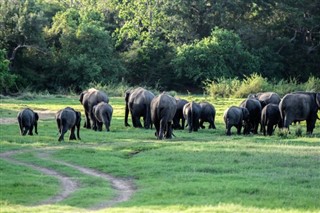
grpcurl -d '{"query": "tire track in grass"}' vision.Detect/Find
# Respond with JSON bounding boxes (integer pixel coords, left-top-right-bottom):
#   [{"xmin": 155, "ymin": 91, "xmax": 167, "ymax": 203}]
[
  {"xmin": 37, "ymin": 151, "xmax": 136, "ymax": 210},
  {"xmin": 0, "ymin": 150, "xmax": 79, "ymax": 205},
  {"xmin": 0, "ymin": 149, "xmax": 136, "ymax": 210}
]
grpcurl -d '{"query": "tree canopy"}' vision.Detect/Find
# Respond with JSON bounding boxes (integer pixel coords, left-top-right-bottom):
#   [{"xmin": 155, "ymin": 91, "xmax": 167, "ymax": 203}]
[{"xmin": 0, "ymin": 0, "xmax": 319, "ymax": 93}]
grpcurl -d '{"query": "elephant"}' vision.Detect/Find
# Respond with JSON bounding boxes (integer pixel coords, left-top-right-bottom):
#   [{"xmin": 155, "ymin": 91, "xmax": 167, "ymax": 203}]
[
  {"xmin": 261, "ymin": 104, "xmax": 282, "ymax": 136},
  {"xmin": 17, "ymin": 108, "xmax": 39, "ymax": 136},
  {"xmin": 92, "ymin": 102, "xmax": 113, "ymax": 132},
  {"xmin": 125, "ymin": 87, "xmax": 155, "ymax": 129},
  {"xmin": 279, "ymin": 92, "xmax": 320, "ymax": 134},
  {"xmin": 199, "ymin": 101, "xmax": 216, "ymax": 129},
  {"xmin": 183, "ymin": 101, "xmax": 201, "ymax": 133},
  {"xmin": 79, "ymin": 88, "xmax": 109, "ymax": 130},
  {"xmin": 240, "ymin": 98, "xmax": 262, "ymax": 134},
  {"xmin": 223, "ymin": 106, "xmax": 250, "ymax": 136},
  {"xmin": 172, "ymin": 98, "xmax": 188, "ymax": 130},
  {"xmin": 55, "ymin": 107, "xmax": 81, "ymax": 141},
  {"xmin": 248, "ymin": 92, "xmax": 281, "ymax": 109},
  {"xmin": 150, "ymin": 92, "xmax": 177, "ymax": 140}
]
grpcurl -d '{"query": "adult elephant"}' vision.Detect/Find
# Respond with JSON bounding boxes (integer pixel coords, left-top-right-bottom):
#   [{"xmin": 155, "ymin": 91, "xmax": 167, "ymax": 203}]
[
  {"xmin": 125, "ymin": 87, "xmax": 155, "ymax": 129},
  {"xmin": 223, "ymin": 106, "xmax": 250, "ymax": 136},
  {"xmin": 79, "ymin": 88, "xmax": 109, "ymax": 130},
  {"xmin": 173, "ymin": 98, "xmax": 188, "ymax": 130},
  {"xmin": 279, "ymin": 92, "xmax": 320, "ymax": 134},
  {"xmin": 183, "ymin": 101, "xmax": 201, "ymax": 133},
  {"xmin": 93, "ymin": 102, "xmax": 113, "ymax": 132},
  {"xmin": 199, "ymin": 101, "xmax": 216, "ymax": 129},
  {"xmin": 261, "ymin": 104, "xmax": 282, "ymax": 136},
  {"xmin": 248, "ymin": 92, "xmax": 281, "ymax": 109},
  {"xmin": 240, "ymin": 98, "xmax": 262, "ymax": 134},
  {"xmin": 56, "ymin": 107, "xmax": 81, "ymax": 141},
  {"xmin": 150, "ymin": 92, "xmax": 177, "ymax": 140},
  {"xmin": 17, "ymin": 108, "xmax": 39, "ymax": 136}
]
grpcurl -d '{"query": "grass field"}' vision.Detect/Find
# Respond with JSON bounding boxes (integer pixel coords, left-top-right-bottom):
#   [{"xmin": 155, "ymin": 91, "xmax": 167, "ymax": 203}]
[{"xmin": 0, "ymin": 95, "xmax": 319, "ymax": 213}]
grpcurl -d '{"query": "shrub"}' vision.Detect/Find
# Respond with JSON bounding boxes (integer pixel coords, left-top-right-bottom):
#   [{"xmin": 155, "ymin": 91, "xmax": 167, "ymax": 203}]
[
  {"xmin": 304, "ymin": 76, "xmax": 320, "ymax": 92},
  {"xmin": 234, "ymin": 73, "xmax": 269, "ymax": 98}
]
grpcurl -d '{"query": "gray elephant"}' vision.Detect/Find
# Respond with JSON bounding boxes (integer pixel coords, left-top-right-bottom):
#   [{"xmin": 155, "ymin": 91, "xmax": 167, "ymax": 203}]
[
  {"xmin": 125, "ymin": 87, "xmax": 155, "ymax": 129},
  {"xmin": 183, "ymin": 101, "xmax": 201, "ymax": 133},
  {"xmin": 150, "ymin": 92, "xmax": 177, "ymax": 140},
  {"xmin": 248, "ymin": 92, "xmax": 281, "ymax": 109},
  {"xmin": 79, "ymin": 88, "xmax": 109, "ymax": 130},
  {"xmin": 92, "ymin": 102, "xmax": 113, "ymax": 132},
  {"xmin": 17, "ymin": 108, "xmax": 39, "ymax": 136},
  {"xmin": 56, "ymin": 107, "xmax": 81, "ymax": 141},
  {"xmin": 173, "ymin": 98, "xmax": 188, "ymax": 130},
  {"xmin": 199, "ymin": 101, "xmax": 216, "ymax": 129},
  {"xmin": 240, "ymin": 98, "xmax": 262, "ymax": 134},
  {"xmin": 223, "ymin": 106, "xmax": 250, "ymax": 136},
  {"xmin": 261, "ymin": 104, "xmax": 282, "ymax": 136},
  {"xmin": 279, "ymin": 92, "xmax": 320, "ymax": 134}
]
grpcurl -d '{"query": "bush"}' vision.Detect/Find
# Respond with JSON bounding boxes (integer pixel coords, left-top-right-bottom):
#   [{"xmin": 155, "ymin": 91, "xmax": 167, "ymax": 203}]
[
  {"xmin": 0, "ymin": 49, "xmax": 17, "ymax": 94},
  {"xmin": 234, "ymin": 73, "xmax": 269, "ymax": 98}
]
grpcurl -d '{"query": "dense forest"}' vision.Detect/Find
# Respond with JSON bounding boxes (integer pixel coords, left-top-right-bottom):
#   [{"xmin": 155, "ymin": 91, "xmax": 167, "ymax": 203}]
[{"xmin": 1, "ymin": 0, "xmax": 319, "ymax": 93}]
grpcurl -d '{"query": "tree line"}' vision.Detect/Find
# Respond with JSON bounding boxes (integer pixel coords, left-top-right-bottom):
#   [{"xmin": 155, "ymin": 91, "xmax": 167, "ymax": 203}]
[{"xmin": 1, "ymin": 0, "xmax": 319, "ymax": 94}]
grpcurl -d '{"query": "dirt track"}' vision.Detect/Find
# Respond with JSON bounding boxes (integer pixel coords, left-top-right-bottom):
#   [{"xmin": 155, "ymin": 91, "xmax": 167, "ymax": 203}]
[{"xmin": 0, "ymin": 149, "xmax": 136, "ymax": 210}]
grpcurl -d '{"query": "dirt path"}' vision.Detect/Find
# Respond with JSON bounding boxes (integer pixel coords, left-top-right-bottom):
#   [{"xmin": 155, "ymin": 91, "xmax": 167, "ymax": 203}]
[
  {"xmin": 0, "ymin": 149, "xmax": 136, "ymax": 210},
  {"xmin": 0, "ymin": 150, "xmax": 79, "ymax": 204}
]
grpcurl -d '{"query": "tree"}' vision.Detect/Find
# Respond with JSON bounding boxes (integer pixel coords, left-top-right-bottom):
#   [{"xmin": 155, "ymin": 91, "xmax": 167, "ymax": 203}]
[
  {"xmin": 173, "ymin": 28, "xmax": 260, "ymax": 86},
  {"xmin": 0, "ymin": 49, "xmax": 17, "ymax": 93}
]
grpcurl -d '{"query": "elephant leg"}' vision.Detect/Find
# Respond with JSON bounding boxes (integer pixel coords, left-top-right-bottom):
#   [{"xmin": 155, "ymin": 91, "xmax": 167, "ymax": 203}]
[
  {"xmin": 22, "ymin": 127, "xmax": 29, "ymax": 136},
  {"xmin": 237, "ymin": 125, "xmax": 242, "ymax": 135},
  {"xmin": 181, "ymin": 118, "xmax": 185, "ymax": 130},
  {"xmin": 18, "ymin": 119, "xmax": 23, "ymax": 135},
  {"xmin": 165, "ymin": 122, "xmax": 173, "ymax": 139},
  {"xmin": 69, "ymin": 126, "xmax": 76, "ymax": 140},
  {"xmin": 226, "ymin": 124, "xmax": 232, "ymax": 136},
  {"xmin": 84, "ymin": 111, "xmax": 91, "ymax": 129},
  {"xmin": 58, "ymin": 127, "xmax": 68, "ymax": 141},
  {"xmin": 28, "ymin": 126, "xmax": 34, "ymax": 135},
  {"xmin": 132, "ymin": 115, "xmax": 142, "ymax": 128},
  {"xmin": 306, "ymin": 119, "xmax": 315, "ymax": 134},
  {"xmin": 267, "ymin": 123, "xmax": 273, "ymax": 136},
  {"xmin": 154, "ymin": 122, "xmax": 160, "ymax": 139},
  {"xmin": 98, "ymin": 121, "xmax": 103, "ymax": 131},
  {"xmin": 159, "ymin": 119, "xmax": 167, "ymax": 140}
]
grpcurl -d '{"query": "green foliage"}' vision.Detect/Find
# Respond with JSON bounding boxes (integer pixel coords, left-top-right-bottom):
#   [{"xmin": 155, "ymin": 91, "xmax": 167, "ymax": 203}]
[
  {"xmin": 0, "ymin": 49, "xmax": 17, "ymax": 94},
  {"xmin": 173, "ymin": 28, "xmax": 260, "ymax": 85},
  {"xmin": 204, "ymin": 74, "xmax": 320, "ymax": 98},
  {"xmin": 234, "ymin": 73, "xmax": 269, "ymax": 98}
]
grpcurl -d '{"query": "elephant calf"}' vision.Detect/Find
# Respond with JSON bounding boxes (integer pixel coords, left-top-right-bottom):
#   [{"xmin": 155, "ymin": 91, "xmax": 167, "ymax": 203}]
[
  {"xmin": 223, "ymin": 106, "xmax": 250, "ymax": 136},
  {"xmin": 151, "ymin": 92, "xmax": 177, "ymax": 140},
  {"xmin": 173, "ymin": 98, "xmax": 188, "ymax": 130},
  {"xmin": 183, "ymin": 101, "xmax": 201, "ymax": 133},
  {"xmin": 199, "ymin": 101, "xmax": 216, "ymax": 129},
  {"xmin": 261, "ymin": 104, "xmax": 282, "ymax": 136},
  {"xmin": 240, "ymin": 98, "xmax": 262, "ymax": 134},
  {"xmin": 17, "ymin": 108, "xmax": 39, "ymax": 136},
  {"xmin": 56, "ymin": 107, "xmax": 81, "ymax": 141},
  {"xmin": 93, "ymin": 102, "xmax": 113, "ymax": 131}
]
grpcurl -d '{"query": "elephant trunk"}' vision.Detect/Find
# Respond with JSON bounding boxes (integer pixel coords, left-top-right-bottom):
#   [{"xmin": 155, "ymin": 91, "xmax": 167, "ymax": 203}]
[
  {"xmin": 125, "ymin": 102, "xmax": 130, "ymax": 127},
  {"xmin": 35, "ymin": 122, "xmax": 38, "ymax": 135}
]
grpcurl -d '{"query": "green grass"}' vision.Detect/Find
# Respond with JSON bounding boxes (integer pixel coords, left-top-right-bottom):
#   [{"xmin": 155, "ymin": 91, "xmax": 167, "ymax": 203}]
[{"xmin": 0, "ymin": 95, "xmax": 320, "ymax": 213}]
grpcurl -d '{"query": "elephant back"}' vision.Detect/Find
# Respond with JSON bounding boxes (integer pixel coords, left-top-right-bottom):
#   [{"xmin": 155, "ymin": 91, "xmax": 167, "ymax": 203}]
[
  {"xmin": 151, "ymin": 93, "xmax": 177, "ymax": 121},
  {"xmin": 82, "ymin": 88, "xmax": 109, "ymax": 107}
]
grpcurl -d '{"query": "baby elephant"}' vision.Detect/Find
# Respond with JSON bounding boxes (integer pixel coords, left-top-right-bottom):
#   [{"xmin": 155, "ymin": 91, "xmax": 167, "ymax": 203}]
[
  {"xmin": 56, "ymin": 107, "xmax": 81, "ymax": 141},
  {"xmin": 224, "ymin": 106, "xmax": 250, "ymax": 136},
  {"xmin": 199, "ymin": 101, "xmax": 216, "ymax": 129},
  {"xmin": 92, "ymin": 102, "xmax": 113, "ymax": 131},
  {"xmin": 183, "ymin": 101, "xmax": 201, "ymax": 133},
  {"xmin": 261, "ymin": 104, "xmax": 282, "ymax": 136},
  {"xmin": 17, "ymin": 108, "xmax": 39, "ymax": 136}
]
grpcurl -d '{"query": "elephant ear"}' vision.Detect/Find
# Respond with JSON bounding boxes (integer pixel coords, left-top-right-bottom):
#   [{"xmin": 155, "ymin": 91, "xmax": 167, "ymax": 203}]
[{"xmin": 34, "ymin": 112, "xmax": 39, "ymax": 121}]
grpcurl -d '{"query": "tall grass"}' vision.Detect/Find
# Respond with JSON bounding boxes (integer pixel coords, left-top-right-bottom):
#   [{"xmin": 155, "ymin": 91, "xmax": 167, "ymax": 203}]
[{"xmin": 204, "ymin": 74, "xmax": 320, "ymax": 98}]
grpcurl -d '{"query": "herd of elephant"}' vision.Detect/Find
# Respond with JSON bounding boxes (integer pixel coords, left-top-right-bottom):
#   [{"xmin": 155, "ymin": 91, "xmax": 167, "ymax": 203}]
[{"xmin": 17, "ymin": 87, "xmax": 320, "ymax": 141}]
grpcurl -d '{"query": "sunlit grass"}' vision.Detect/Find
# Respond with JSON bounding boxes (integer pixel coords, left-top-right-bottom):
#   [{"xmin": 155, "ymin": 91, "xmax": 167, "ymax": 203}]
[{"xmin": 0, "ymin": 95, "xmax": 320, "ymax": 213}]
